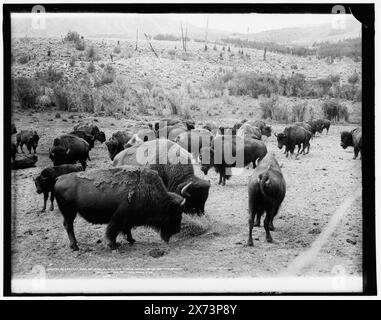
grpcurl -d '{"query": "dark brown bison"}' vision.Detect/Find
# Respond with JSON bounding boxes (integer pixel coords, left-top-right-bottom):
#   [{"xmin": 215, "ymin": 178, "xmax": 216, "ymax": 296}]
[
  {"xmin": 11, "ymin": 142, "xmax": 17, "ymax": 161},
  {"xmin": 200, "ymin": 135, "xmax": 268, "ymax": 186},
  {"xmin": 113, "ymin": 139, "xmax": 210, "ymax": 215},
  {"xmin": 307, "ymin": 119, "xmax": 325, "ymax": 136},
  {"xmin": 232, "ymin": 119, "xmax": 248, "ymax": 131},
  {"xmin": 203, "ymin": 121, "xmax": 218, "ymax": 132},
  {"xmin": 54, "ymin": 166, "xmax": 186, "ymax": 250},
  {"xmin": 105, "ymin": 130, "xmax": 134, "ymax": 160},
  {"xmin": 275, "ymin": 125, "xmax": 312, "ymax": 158},
  {"xmin": 157, "ymin": 125, "xmax": 187, "ymax": 141},
  {"xmin": 125, "ymin": 128, "xmax": 156, "ymax": 148},
  {"xmin": 294, "ymin": 122, "xmax": 313, "ymax": 134},
  {"xmin": 341, "ymin": 128, "xmax": 362, "ymax": 159},
  {"xmin": 16, "ymin": 130, "xmax": 39, "ymax": 154},
  {"xmin": 49, "ymin": 135, "xmax": 90, "ymax": 170},
  {"xmin": 12, "ymin": 155, "xmax": 38, "ymax": 170},
  {"xmin": 73, "ymin": 124, "xmax": 106, "ymax": 143},
  {"xmin": 34, "ymin": 164, "xmax": 83, "ymax": 212},
  {"xmin": 247, "ymin": 152, "xmax": 286, "ymax": 245}
]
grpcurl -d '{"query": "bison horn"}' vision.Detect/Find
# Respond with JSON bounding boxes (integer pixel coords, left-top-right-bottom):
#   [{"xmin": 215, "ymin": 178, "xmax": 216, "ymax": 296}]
[
  {"xmin": 181, "ymin": 182, "xmax": 192, "ymax": 197},
  {"xmin": 255, "ymin": 158, "xmax": 260, "ymax": 167},
  {"xmin": 274, "ymin": 132, "xmax": 278, "ymax": 137},
  {"xmin": 180, "ymin": 198, "xmax": 186, "ymax": 207},
  {"xmin": 66, "ymin": 148, "xmax": 70, "ymax": 155}
]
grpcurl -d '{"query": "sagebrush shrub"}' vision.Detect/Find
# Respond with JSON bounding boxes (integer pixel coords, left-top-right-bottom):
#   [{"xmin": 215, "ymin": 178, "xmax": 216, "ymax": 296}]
[{"xmin": 14, "ymin": 77, "xmax": 40, "ymax": 109}]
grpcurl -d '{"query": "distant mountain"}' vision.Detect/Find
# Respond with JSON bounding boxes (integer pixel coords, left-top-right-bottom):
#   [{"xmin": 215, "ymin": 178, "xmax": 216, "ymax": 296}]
[
  {"xmin": 11, "ymin": 13, "xmax": 361, "ymax": 46},
  {"xmin": 11, "ymin": 13, "xmax": 226, "ymax": 41},
  {"xmin": 229, "ymin": 18, "xmax": 361, "ymax": 46}
]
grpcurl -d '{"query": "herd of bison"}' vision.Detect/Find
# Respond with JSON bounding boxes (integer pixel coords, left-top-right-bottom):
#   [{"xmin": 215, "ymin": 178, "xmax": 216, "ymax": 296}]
[{"xmin": 10, "ymin": 116, "xmax": 362, "ymax": 257}]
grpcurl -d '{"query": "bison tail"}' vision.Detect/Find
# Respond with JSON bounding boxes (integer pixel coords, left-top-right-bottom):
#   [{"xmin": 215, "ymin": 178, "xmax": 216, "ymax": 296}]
[{"xmin": 258, "ymin": 171, "xmax": 275, "ymax": 202}]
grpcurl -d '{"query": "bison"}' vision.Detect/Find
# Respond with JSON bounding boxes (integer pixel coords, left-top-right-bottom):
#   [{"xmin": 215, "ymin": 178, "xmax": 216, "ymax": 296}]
[
  {"xmin": 247, "ymin": 120, "xmax": 272, "ymax": 137},
  {"xmin": 11, "ymin": 123, "xmax": 17, "ymax": 134},
  {"xmin": 12, "ymin": 155, "xmax": 38, "ymax": 170},
  {"xmin": 49, "ymin": 134, "xmax": 90, "ymax": 170},
  {"xmin": 203, "ymin": 121, "xmax": 218, "ymax": 132},
  {"xmin": 307, "ymin": 119, "xmax": 324, "ymax": 136},
  {"xmin": 73, "ymin": 124, "xmax": 106, "ymax": 143},
  {"xmin": 34, "ymin": 164, "xmax": 83, "ymax": 212},
  {"xmin": 237, "ymin": 123, "xmax": 262, "ymax": 140},
  {"xmin": 232, "ymin": 119, "xmax": 248, "ymax": 131},
  {"xmin": 11, "ymin": 141, "xmax": 17, "ymax": 161},
  {"xmin": 275, "ymin": 125, "xmax": 312, "ymax": 158},
  {"xmin": 157, "ymin": 125, "xmax": 187, "ymax": 141},
  {"xmin": 247, "ymin": 152, "xmax": 286, "ymax": 245},
  {"xmin": 16, "ymin": 130, "xmax": 39, "ymax": 154},
  {"xmin": 341, "ymin": 127, "xmax": 362, "ymax": 159},
  {"xmin": 106, "ymin": 130, "xmax": 134, "ymax": 160},
  {"xmin": 54, "ymin": 166, "xmax": 186, "ymax": 250},
  {"xmin": 113, "ymin": 139, "xmax": 210, "ymax": 215},
  {"xmin": 200, "ymin": 135, "xmax": 267, "ymax": 186},
  {"xmin": 70, "ymin": 131, "xmax": 95, "ymax": 149}
]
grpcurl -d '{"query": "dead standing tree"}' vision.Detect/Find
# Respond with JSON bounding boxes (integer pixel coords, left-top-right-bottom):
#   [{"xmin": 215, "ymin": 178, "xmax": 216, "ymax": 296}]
[
  {"xmin": 144, "ymin": 33, "xmax": 159, "ymax": 58},
  {"xmin": 135, "ymin": 28, "xmax": 138, "ymax": 51},
  {"xmin": 180, "ymin": 23, "xmax": 188, "ymax": 52}
]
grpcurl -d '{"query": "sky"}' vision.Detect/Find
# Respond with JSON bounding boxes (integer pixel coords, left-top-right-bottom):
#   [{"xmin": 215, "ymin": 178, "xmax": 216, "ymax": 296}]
[{"xmin": 12, "ymin": 12, "xmax": 360, "ymax": 34}]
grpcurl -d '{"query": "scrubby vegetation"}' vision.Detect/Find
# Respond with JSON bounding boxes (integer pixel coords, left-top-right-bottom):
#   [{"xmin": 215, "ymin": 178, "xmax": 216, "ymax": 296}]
[{"xmin": 153, "ymin": 34, "xmax": 181, "ymax": 41}]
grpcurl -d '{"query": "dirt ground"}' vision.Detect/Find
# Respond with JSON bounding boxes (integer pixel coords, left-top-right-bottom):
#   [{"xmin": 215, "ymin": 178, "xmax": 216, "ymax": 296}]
[{"xmin": 10, "ymin": 111, "xmax": 362, "ymax": 281}]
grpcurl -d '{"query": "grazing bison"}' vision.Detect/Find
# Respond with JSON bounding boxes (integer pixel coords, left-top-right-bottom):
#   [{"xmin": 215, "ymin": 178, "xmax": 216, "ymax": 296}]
[
  {"xmin": 237, "ymin": 123, "xmax": 262, "ymax": 140},
  {"xmin": 247, "ymin": 120, "xmax": 272, "ymax": 137},
  {"xmin": 49, "ymin": 134, "xmax": 90, "ymax": 170},
  {"xmin": 73, "ymin": 124, "xmax": 106, "ymax": 143},
  {"xmin": 217, "ymin": 126, "xmax": 236, "ymax": 136},
  {"xmin": 175, "ymin": 128, "xmax": 213, "ymax": 161},
  {"xmin": 321, "ymin": 119, "xmax": 331, "ymax": 134},
  {"xmin": 54, "ymin": 166, "xmax": 186, "ymax": 250},
  {"xmin": 275, "ymin": 126, "xmax": 312, "ymax": 158},
  {"xmin": 200, "ymin": 135, "xmax": 267, "ymax": 186},
  {"xmin": 70, "ymin": 131, "xmax": 95, "ymax": 149},
  {"xmin": 341, "ymin": 128, "xmax": 362, "ymax": 159},
  {"xmin": 247, "ymin": 152, "xmax": 286, "ymax": 245},
  {"xmin": 113, "ymin": 139, "xmax": 210, "ymax": 216},
  {"xmin": 106, "ymin": 130, "xmax": 134, "ymax": 160},
  {"xmin": 154, "ymin": 118, "xmax": 183, "ymax": 131},
  {"xmin": 11, "ymin": 123, "xmax": 17, "ymax": 134},
  {"xmin": 34, "ymin": 164, "xmax": 83, "ymax": 212},
  {"xmin": 12, "ymin": 155, "xmax": 38, "ymax": 170},
  {"xmin": 16, "ymin": 130, "xmax": 39, "ymax": 154}
]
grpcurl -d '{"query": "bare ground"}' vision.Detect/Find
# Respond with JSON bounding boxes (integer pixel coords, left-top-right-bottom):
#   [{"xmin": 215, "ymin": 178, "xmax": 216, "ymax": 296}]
[{"xmin": 11, "ymin": 111, "xmax": 362, "ymax": 280}]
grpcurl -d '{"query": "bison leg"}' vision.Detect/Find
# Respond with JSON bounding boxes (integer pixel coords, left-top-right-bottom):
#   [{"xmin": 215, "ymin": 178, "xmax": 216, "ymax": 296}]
[
  {"xmin": 20, "ymin": 143, "xmax": 24, "ymax": 153},
  {"xmin": 27, "ymin": 144, "xmax": 32, "ymax": 154},
  {"xmin": 50, "ymin": 190, "xmax": 55, "ymax": 211},
  {"xmin": 63, "ymin": 218, "xmax": 79, "ymax": 251},
  {"xmin": 264, "ymin": 212, "xmax": 273, "ymax": 243},
  {"xmin": 295, "ymin": 144, "xmax": 301, "ymax": 158},
  {"xmin": 105, "ymin": 205, "xmax": 126, "ymax": 250},
  {"xmin": 80, "ymin": 159, "xmax": 87, "ymax": 171},
  {"xmin": 247, "ymin": 216, "xmax": 254, "ymax": 246},
  {"xmin": 41, "ymin": 192, "xmax": 49, "ymax": 212},
  {"xmin": 353, "ymin": 147, "xmax": 359, "ymax": 160},
  {"xmin": 125, "ymin": 227, "xmax": 136, "ymax": 244}
]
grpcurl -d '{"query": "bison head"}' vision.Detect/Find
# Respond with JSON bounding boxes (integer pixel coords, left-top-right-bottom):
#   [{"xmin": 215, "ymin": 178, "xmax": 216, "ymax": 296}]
[
  {"xmin": 274, "ymin": 132, "xmax": 287, "ymax": 149},
  {"xmin": 49, "ymin": 146, "xmax": 69, "ymax": 165},
  {"xmin": 159, "ymin": 192, "xmax": 186, "ymax": 242},
  {"xmin": 262, "ymin": 125, "xmax": 272, "ymax": 137},
  {"xmin": 106, "ymin": 139, "xmax": 120, "ymax": 160},
  {"xmin": 340, "ymin": 131, "xmax": 353, "ymax": 149},
  {"xmin": 94, "ymin": 131, "xmax": 106, "ymax": 143},
  {"xmin": 178, "ymin": 179, "xmax": 211, "ymax": 216},
  {"xmin": 34, "ymin": 175, "xmax": 48, "ymax": 194}
]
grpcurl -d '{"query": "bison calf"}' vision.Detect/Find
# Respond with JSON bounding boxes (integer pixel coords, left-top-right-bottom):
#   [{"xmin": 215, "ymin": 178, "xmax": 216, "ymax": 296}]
[
  {"xmin": 54, "ymin": 166, "xmax": 186, "ymax": 251},
  {"xmin": 12, "ymin": 155, "xmax": 38, "ymax": 170},
  {"xmin": 247, "ymin": 152, "xmax": 286, "ymax": 245},
  {"xmin": 341, "ymin": 128, "xmax": 362, "ymax": 159},
  {"xmin": 34, "ymin": 164, "xmax": 83, "ymax": 212}
]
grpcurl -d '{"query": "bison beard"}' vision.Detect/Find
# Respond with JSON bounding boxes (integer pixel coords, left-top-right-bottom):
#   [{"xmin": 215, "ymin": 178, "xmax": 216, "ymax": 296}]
[
  {"xmin": 247, "ymin": 153, "xmax": 286, "ymax": 245},
  {"xmin": 54, "ymin": 166, "xmax": 186, "ymax": 251}
]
